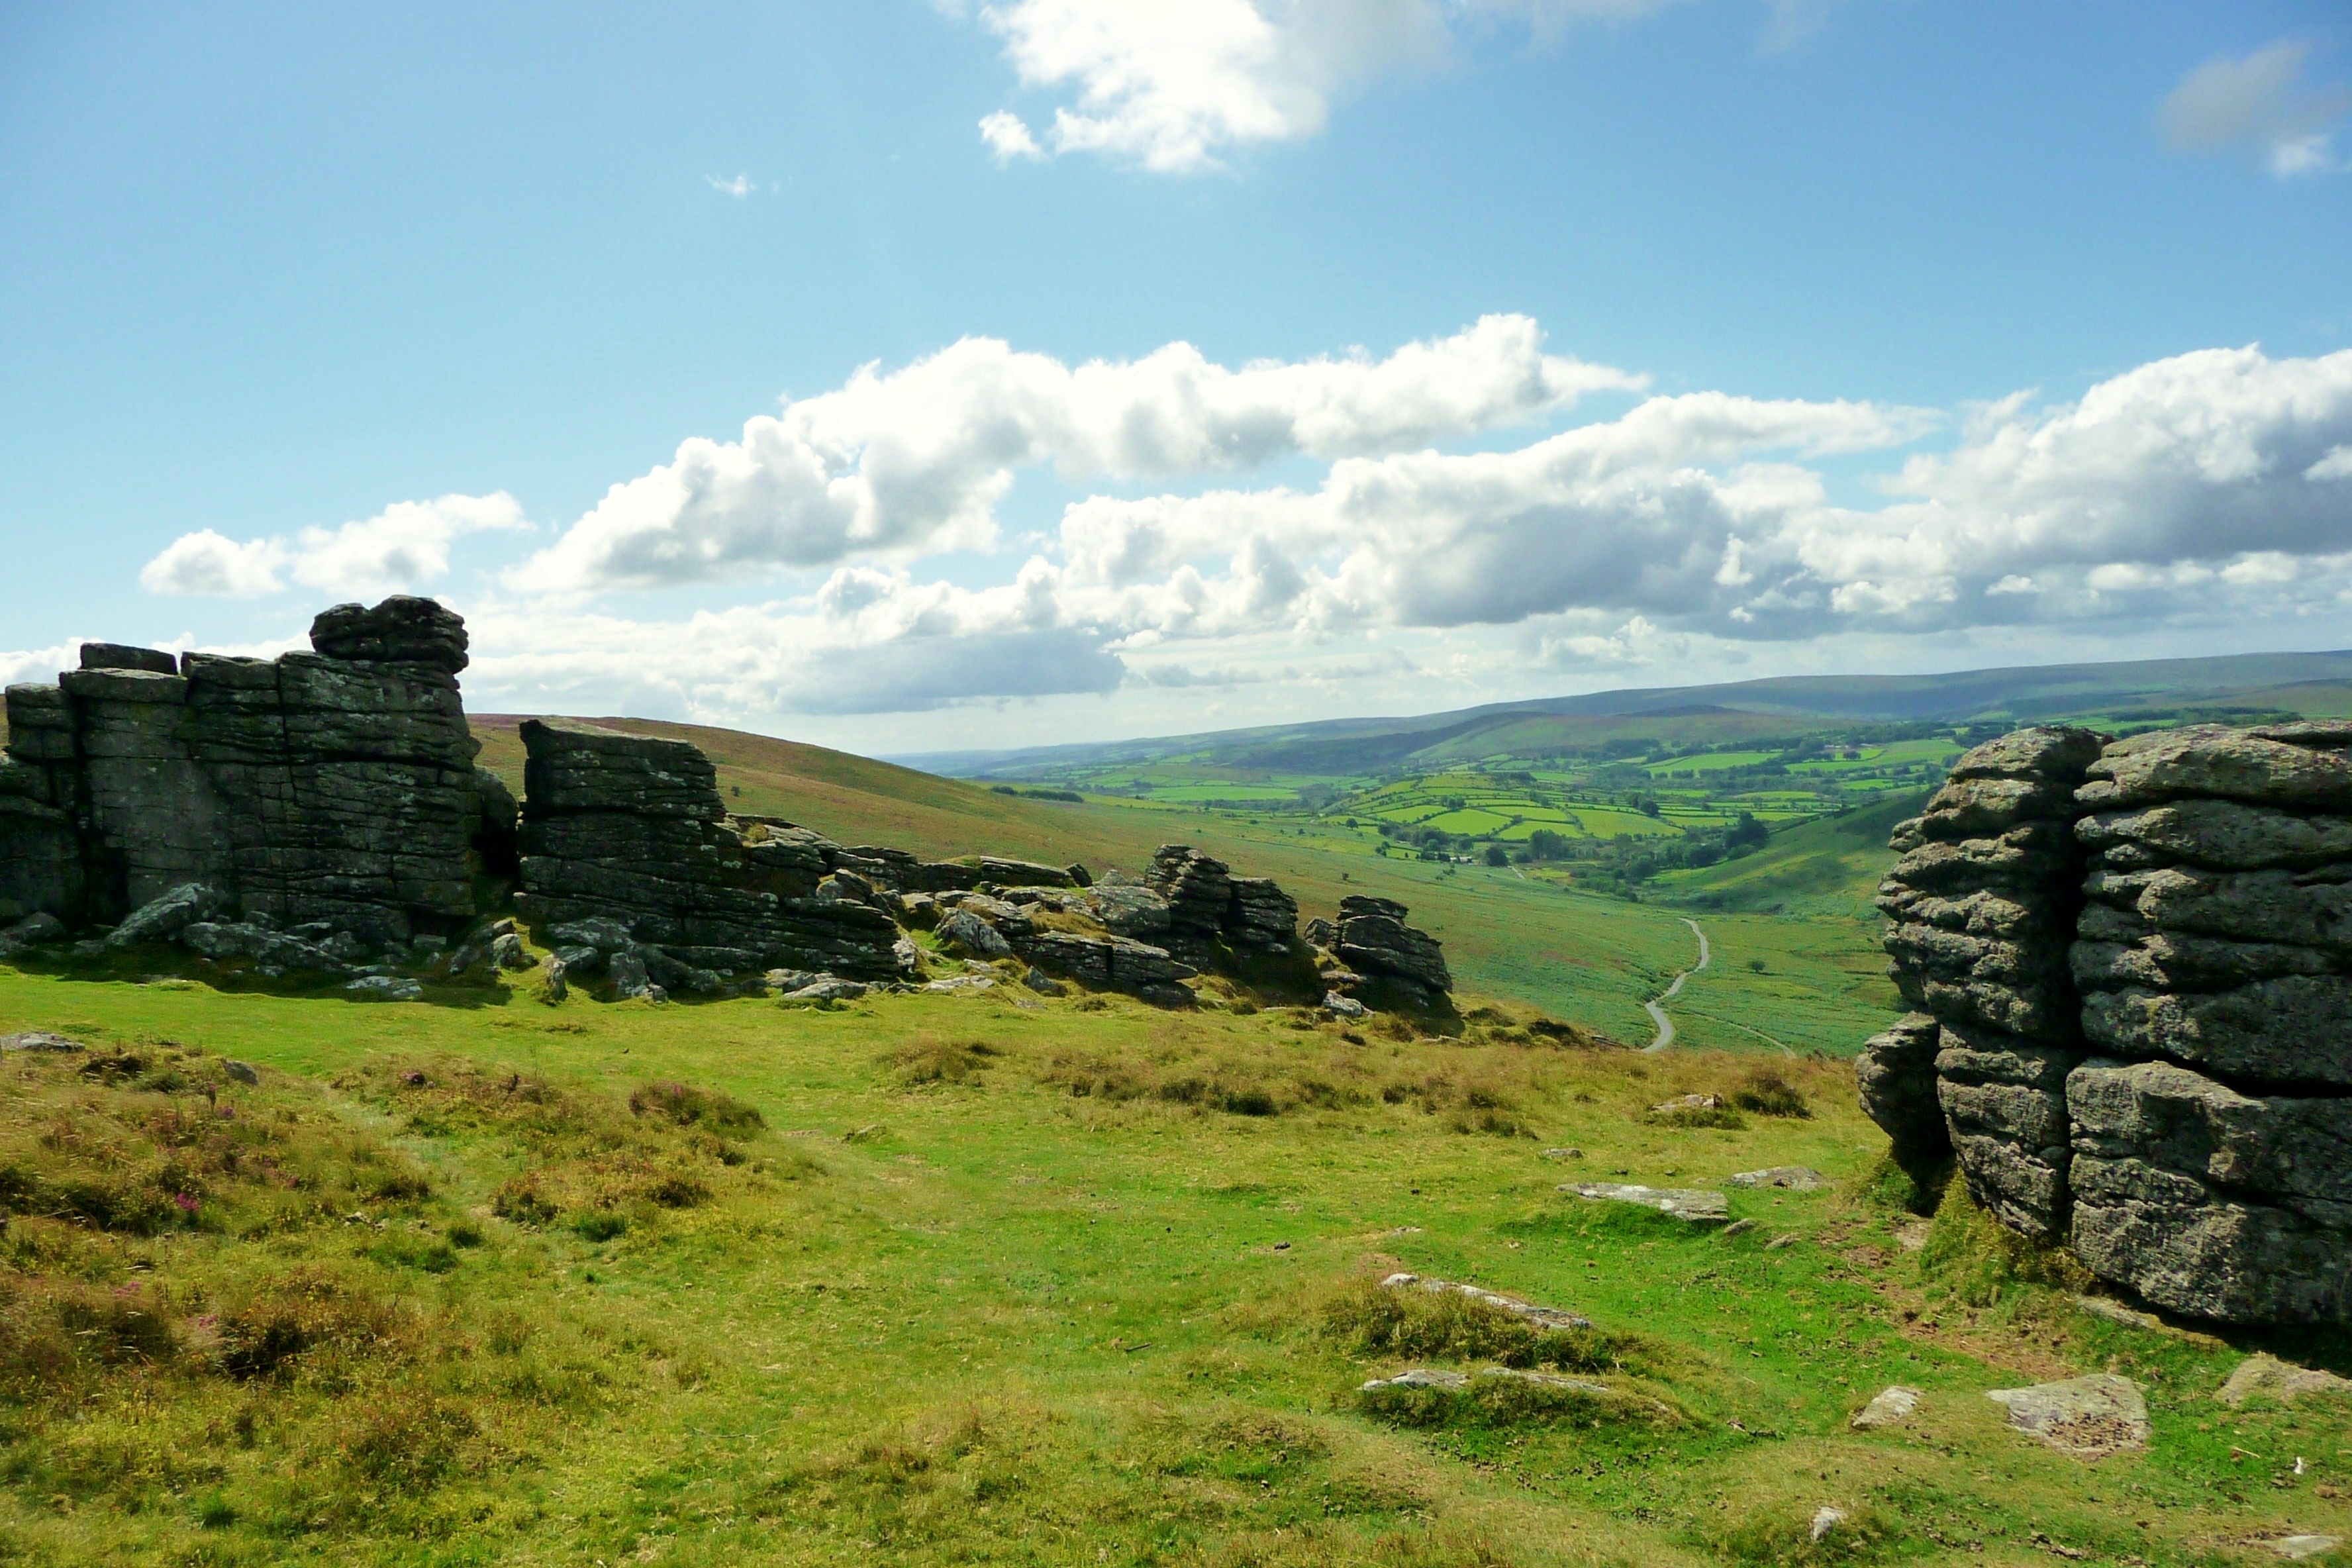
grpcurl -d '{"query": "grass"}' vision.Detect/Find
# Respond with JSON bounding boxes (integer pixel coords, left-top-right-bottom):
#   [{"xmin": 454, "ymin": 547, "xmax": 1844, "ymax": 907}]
[{"xmin": 3, "ymin": 960, "xmax": 2349, "ymax": 1565}]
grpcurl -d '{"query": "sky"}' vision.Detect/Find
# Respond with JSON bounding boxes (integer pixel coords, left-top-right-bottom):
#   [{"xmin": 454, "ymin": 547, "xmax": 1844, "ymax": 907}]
[{"xmin": 2, "ymin": 1, "xmax": 2349, "ymax": 757}]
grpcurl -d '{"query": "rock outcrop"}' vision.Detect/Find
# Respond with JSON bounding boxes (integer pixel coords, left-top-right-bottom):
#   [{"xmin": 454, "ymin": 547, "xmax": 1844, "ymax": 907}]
[
  {"xmin": 0, "ymin": 597, "xmax": 510, "ymax": 948},
  {"xmin": 514, "ymin": 718, "xmax": 908, "ymax": 981},
  {"xmin": 1875, "ymin": 726, "xmax": 2107, "ymax": 1238},
  {"xmin": 1861, "ymin": 718, "xmax": 2352, "ymax": 1324},
  {"xmin": 1332, "ymin": 894, "xmax": 1452, "ymax": 1007},
  {"xmin": 1853, "ymin": 1012, "xmax": 1950, "ymax": 1185}
]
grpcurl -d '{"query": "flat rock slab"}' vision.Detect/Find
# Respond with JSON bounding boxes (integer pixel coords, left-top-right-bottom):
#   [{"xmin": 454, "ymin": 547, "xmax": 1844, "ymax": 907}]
[
  {"xmin": 1565, "ymin": 1182, "xmax": 1730, "ymax": 1223},
  {"xmin": 2265, "ymin": 1536, "xmax": 2341, "ymax": 1561},
  {"xmin": 2221, "ymin": 1355, "xmax": 2352, "ymax": 1408},
  {"xmin": 2073, "ymin": 1295, "xmax": 2167, "ymax": 1332},
  {"xmin": 1380, "ymin": 1271, "xmax": 1592, "ymax": 1330},
  {"xmin": 344, "ymin": 976, "xmax": 424, "ymax": 1002},
  {"xmin": 1986, "ymin": 1374, "xmax": 2148, "ymax": 1457},
  {"xmin": 1728, "ymin": 1166, "xmax": 1828, "ymax": 1191},
  {"xmin": 1850, "ymin": 1385, "xmax": 1922, "ymax": 1430},
  {"xmin": 924, "ymin": 975, "xmax": 996, "ymax": 994},
  {"xmin": 1358, "ymin": 1367, "xmax": 1608, "ymax": 1396},
  {"xmin": 0, "ymin": 1031, "xmax": 84, "ymax": 1052}
]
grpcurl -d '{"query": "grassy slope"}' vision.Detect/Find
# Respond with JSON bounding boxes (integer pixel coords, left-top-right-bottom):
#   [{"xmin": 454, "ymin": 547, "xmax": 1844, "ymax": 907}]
[
  {"xmin": 1649, "ymin": 791, "xmax": 1932, "ymax": 922},
  {"xmin": 479, "ymin": 716, "xmax": 1899, "ymax": 1052},
  {"xmin": 3, "ymin": 965, "xmax": 2343, "ymax": 1567}
]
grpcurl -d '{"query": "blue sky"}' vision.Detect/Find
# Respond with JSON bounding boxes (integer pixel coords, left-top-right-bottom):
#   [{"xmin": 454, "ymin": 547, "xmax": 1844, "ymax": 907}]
[{"xmin": 3, "ymin": 0, "xmax": 2349, "ymax": 753}]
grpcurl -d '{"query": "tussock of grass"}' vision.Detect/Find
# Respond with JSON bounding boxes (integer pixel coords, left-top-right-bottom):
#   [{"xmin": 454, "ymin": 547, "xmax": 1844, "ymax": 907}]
[
  {"xmin": 1730, "ymin": 1067, "xmax": 1811, "ymax": 1118},
  {"xmin": 882, "ymin": 1035, "xmax": 1001, "ymax": 1087},
  {"xmin": 1316, "ymin": 1277, "xmax": 1661, "ymax": 1378},
  {"xmin": 1917, "ymin": 1175, "xmax": 2090, "ymax": 1310},
  {"xmin": 1355, "ymin": 1370, "xmax": 1676, "ymax": 1431}
]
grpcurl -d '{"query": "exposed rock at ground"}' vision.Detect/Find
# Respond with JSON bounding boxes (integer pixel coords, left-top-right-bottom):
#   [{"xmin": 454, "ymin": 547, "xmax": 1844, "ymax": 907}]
[
  {"xmin": 1563, "ymin": 1182, "xmax": 1729, "ymax": 1223},
  {"xmin": 1333, "ymin": 894, "xmax": 1451, "ymax": 1006},
  {"xmin": 1855, "ymin": 1012, "xmax": 1951, "ymax": 1184},
  {"xmin": 0, "ymin": 1031, "xmax": 83, "ymax": 1052},
  {"xmin": 344, "ymin": 975, "xmax": 424, "ymax": 1002},
  {"xmin": 936, "ymin": 908, "xmax": 1013, "ymax": 960},
  {"xmin": 1324, "ymin": 991, "xmax": 1367, "ymax": 1018},
  {"xmin": 0, "ymin": 597, "xmax": 507, "ymax": 948},
  {"xmin": 1225, "ymin": 876, "xmax": 1298, "ymax": 954},
  {"xmin": 2219, "ymin": 1354, "xmax": 2352, "ymax": 1408},
  {"xmin": 2263, "ymin": 1536, "xmax": 2341, "ymax": 1561},
  {"xmin": 542, "ymin": 955, "xmax": 568, "ymax": 1003},
  {"xmin": 222, "ymin": 1060, "xmax": 260, "ymax": 1085},
  {"xmin": 104, "ymin": 883, "xmax": 232, "ymax": 950},
  {"xmin": 1809, "ymin": 1507, "xmax": 1847, "ymax": 1543},
  {"xmin": 1985, "ymin": 1373, "xmax": 2147, "ymax": 1457},
  {"xmin": 1359, "ymin": 1368, "xmax": 1469, "ymax": 1392},
  {"xmin": 1727, "ymin": 1167, "xmax": 1827, "ymax": 1191},
  {"xmin": 1653, "ymin": 1093, "xmax": 1722, "ymax": 1114},
  {"xmin": 1147, "ymin": 846, "xmax": 1236, "ymax": 964},
  {"xmin": 1849, "ymin": 1385, "xmax": 1920, "ymax": 1430},
  {"xmin": 924, "ymin": 974, "xmax": 996, "ymax": 994},
  {"xmin": 1378, "ymin": 1271, "xmax": 1592, "ymax": 1330}
]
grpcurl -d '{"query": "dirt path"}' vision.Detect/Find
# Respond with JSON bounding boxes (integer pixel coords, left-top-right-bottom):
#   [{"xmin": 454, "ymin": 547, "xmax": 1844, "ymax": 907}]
[{"xmin": 1641, "ymin": 917, "xmax": 1710, "ymax": 1052}]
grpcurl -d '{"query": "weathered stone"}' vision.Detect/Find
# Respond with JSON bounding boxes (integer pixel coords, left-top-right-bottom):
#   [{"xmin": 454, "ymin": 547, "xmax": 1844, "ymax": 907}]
[
  {"xmin": 2218, "ymin": 1354, "xmax": 2352, "ymax": 1407},
  {"xmin": 222, "ymin": 1059, "xmax": 260, "ymax": 1085},
  {"xmin": 1984, "ymin": 1374, "xmax": 2147, "ymax": 1457},
  {"xmin": 1379, "ymin": 1271, "xmax": 1593, "ymax": 1330},
  {"xmin": 104, "ymin": 883, "xmax": 232, "ymax": 950},
  {"xmin": 1359, "ymin": 1368, "xmax": 1469, "ymax": 1392},
  {"xmin": 79, "ymin": 643, "xmax": 179, "ymax": 675},
  {"xmin": 1563, "ymin": 1183, "xmax": 1729, "ymax": 1223},
  {"xmin": 1948, "ymin": 725, "xmax": 2112, "ymax": 784},
  {"xmin": 344, "ymin": 975, "xmax": 424, "ymax": 1002},
  {"xmin": 1855, "ymin": 1012, "xmax": 1950, "ymax": 1183},
  {"xmin": 2082, "ymin": 976, "xmax": 2352, "ymax": 1087},
  {"xmin": 1849, "ymin": 1385, "xmax": 1921, "ymax": 1430},
  {"xmin": 1079, "ymin": 880, "xmax": 1172, "ymax": 938},
  {"xmin": 1023, "ymin": 930, "xmax": 1194, "ymax": 992},
  {"xmin": 937, "ymin": 908, "xmax": 1012, "ymax": 959},
  {"xmin": 542, "ymin": 955, "xmax": 568, "ymax": 1003},
  {"xmin": 1726, "ymin": 1167, "xmax": 1827, "ymax": 1191},
  {"xmin": 1324, "ymin": 990, "xmax": 1367, "ymax": 1018},
  {"xmin": 2067, "ymin": 1058, "xmax": 2352, "ymax": 1322},
  {"xmin": 182, "ymin": 921, "xmax": 350, "ymax": 975},
  {"xmin": 1304, "ymin": 916, "xmax": 1337, "ymax": 947},
  {"xmin": 1937, "ymin": 1022, "xmax": 2080, "ymax": 1239},
  {"xmin": 609, "ymin": 948, "xmax": 652, "ymax": 999},
  {"xmin": 1225, "ymin": 875, "xmax": 1298, "ymax": 952},
  {"xmin": 1916, "ymin": 775, "xmax": 2081, "ymax": 840},
  {"xmin": 2079, "ymin": 799, "xmax": 2352, "ymax": 873},
  {"xmin": 0, "ymin": 1031, "xmax": 83, "ymax": 1052},
  {"xmin": 2071, "ymin": 931, "xmax": 2336, "ymax": 993},
  {"xmin": 309, "ymin": 595, "xmax": 469, "ymax": 673},
  {"xmin": 2079, "ymin": 726, "xmax": 2352, "ymax": 813},
  {"xmin": 1334, "ymin": 894, "xmax": 1451, "ymax": 1001}
]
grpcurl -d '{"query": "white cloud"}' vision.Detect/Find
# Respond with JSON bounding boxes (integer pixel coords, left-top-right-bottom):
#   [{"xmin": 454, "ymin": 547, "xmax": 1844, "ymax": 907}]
[
  {"xmin": 976, "ymin": 0, "xmax": 1455, "ymax": 171},
  {"xmin": 706, "ymin": 173, "xmax": 756, "ymax": 197},
  {"xmin": 514, "ymin": 316, "xmax": 1640, "ymax": 593},
  {"xmin": 979, "ymin": 110, "xmax": 1045, "ymax": 160},
  {"xmin": 2159, "ymin": 39, "xmax": 2350, "ymax": 179},
  {"xmin": 139, "ymin": 530, "xmax": 288, "ymax": 597},
  {"xmin": 0, "ymin": 639, "xmax": 87, "ymax": 689},
  {"xmin": 139, "ymin": 493, "xmax": 526, "ymax": 601}
]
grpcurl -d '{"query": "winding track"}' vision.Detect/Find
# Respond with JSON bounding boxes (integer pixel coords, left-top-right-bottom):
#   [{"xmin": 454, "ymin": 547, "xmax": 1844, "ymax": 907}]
[{"xmin": 1641, "ymin": 917, "xmax": 1711, "ymax": 1052}]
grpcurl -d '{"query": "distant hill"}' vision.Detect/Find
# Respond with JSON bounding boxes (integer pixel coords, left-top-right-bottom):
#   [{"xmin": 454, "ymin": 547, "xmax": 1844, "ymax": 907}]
[
  {"xmin": 1648, "ymin": 788, "xmax": 1933, "ymax": 920},
  {"xmin": 894, "ymin": 648, "xmax": 2352, "ymax": 780}
]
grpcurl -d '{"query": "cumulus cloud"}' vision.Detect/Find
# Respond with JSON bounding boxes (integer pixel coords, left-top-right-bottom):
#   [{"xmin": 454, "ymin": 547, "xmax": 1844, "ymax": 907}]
[
  {"xmin": 979, "ymin": 110, "xmax": 1045, "ymax": 160},
  {"xmin": 514, "ymin": 316, "xmax": 1638, "ymax": 593},
  {"xmin": 139, "ymin": 493, "xmax": 526, "ymax": 600},
  {"xmin": 706, "ymin": 173, "xmax": 756, "ymax": 197},
  {"xmin": 2160, "ymin": 39, "xmax": 2350, "ymax": 178}
]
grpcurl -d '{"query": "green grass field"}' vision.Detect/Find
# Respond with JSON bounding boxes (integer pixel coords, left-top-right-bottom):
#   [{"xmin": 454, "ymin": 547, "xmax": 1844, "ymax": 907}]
[{"xmin": 5, "ymin": 959, "xmax": 2348, "ymax": 1567}]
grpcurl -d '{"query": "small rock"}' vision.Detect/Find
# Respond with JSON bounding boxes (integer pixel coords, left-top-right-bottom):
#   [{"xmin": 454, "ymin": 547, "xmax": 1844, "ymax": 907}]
[
  {"xmin": 1359, "ymin": 1368, "xmax": 1469, "ymax": 1392},
  {"xmin": 1727, "ymin": 1166, "xmax": 1828, "ymax": 1192},
  {"xmin": 1850, "ymin": 1385, "xmax": 1921, "ymax": 1430},
  {"xmin": 937, "ymin": 908, "xmax": 1012, "ymax": 959},
  {"xmin": 610, "ymin": 948, "xmax": 652, "ymax": 1000},
  {"xmin": 924, "ymin": 975, "xmax": 997, "ymax": 994},
  {"xmin": 1023, "ymin": 966, "xmax": 1064, "ymax": 995},
  {"xmin": 344, "ymin": 976, "xmax": 424, "ymax": 1002},
  {"xmin": 2, "ymin": 912, "xmax": 67, "ymax": 947},
  {"xmin": 1810, "ymin": 1506, "xmax": 1847, "ymax": 1542},
  {"xmin": 1543, "ymin": 1148, "xmax": 1585, "ymax": 1160},
  {"xmin": 222, "ymin": 1060, "xmax": 260, "ymax": 1086},
  {"xmin": 542, "ymin": 956, "xmax": 568, "ymax": 1003},
  {"xmin": 2220, "ymin": 1355, "xmax": 2352, "ymax": 1408},
  {"xmin": 783, "ymin": 978, "xmax": 869, "ymax": 1003},
  {"xmin": 105, "ymin": 883, "xmax": 232, "ymax": 950},
  {"xmin": 2073, "ymin": 1295, "xmax": 2165, "ymax": 1332},
  {"xmin": 2266, "ymin": 1536, "xmax": 2342, "ymax": 1561},
  {"xmin": 1765, "ymin": 1233, "xmax": 1797, "ymax": 1250},
  {"xmin": 1324, "ymin": 991, "xmax": 1368, "ymax": 1018},
  {"xmin": 0, "ymin": 1031, "xmax": 84, "ymax": 1052},
  {"xmin": 1986, "ymin": 1373, "xmax": 2148, "ymax": 1457},
  {"xmin": 1721, "ymin": 1218, "xmax": 1757, "ymax": 1238},
  {"xmin": 489, "ymin": 932, "xmax": 537, "ymax": 971},
  {"xmin": 1653, "ymin": 1093, "xmax": 1722, "ymax": 1113},
  {"xmin": 1894, "ymin": 1220, "xmax": 1930, "ymax": 1252},
  {"xmin": 72, "ymin": 940, "xmax": 108, "ymax": 961},
  {"xmin": 1379, "ymin": 1272, "xmax": 1592, "ymax": 1330},
  {"xmin": 1563, "ymin": 1182, "xmax": 1730, "ymax": 1224}
]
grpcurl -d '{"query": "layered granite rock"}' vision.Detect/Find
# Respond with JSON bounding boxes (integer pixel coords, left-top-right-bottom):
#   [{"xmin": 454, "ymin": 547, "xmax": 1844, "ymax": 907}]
[
  {"xmin": 1147, "ymin": 845, "xmax": 1236, "ymax": 965},
  {"xmin": 1332, "ymin": 894, "xmax": 1453, "ymax": 1008},
  {"xmin": 0, "ymin": 597, "xmax": 511, "ymax": 946},
  {"xmin": 1853, "ymin": 1012, "xmax": 1950, "ymax": 1186},
  {"xmin": 2060, "ymin": 720, "xmax": 2352, "ymax": 1322},
  {"xmin": 1874, "ymin": 726, "xmax": 2108, "ymax": 1238},
  {"xmin": 514, "ymin": 717, "xmax": 909, "ymax": 980}
]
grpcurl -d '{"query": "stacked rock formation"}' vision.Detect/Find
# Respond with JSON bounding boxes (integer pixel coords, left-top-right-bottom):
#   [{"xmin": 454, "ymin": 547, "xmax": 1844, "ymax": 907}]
[
  {"xmin": 2065, "ymin": 721, "xmax": 2352, "ymax": 1322},
  {"xmin": 0, "ymin": 597, "xmax": 509, "ymax": 947},
  {"xmin": 1331, "ymin": 895, "xmax": 1453, "ymax": 1008},
  {"xmin": 1142, "ymin": 845, "xmax": 1302, "ymax": 963},
  {"xmin": 1859, "ymin": 719, "xmax": 2352, "ymax": 1324},
  {"xmin": 514, "ymin": 718, "xmax": 908, "ymax": 981},
  {"xmin": 1871, "ymin": 726, "xmax": 2108, "ymax": 1238}
]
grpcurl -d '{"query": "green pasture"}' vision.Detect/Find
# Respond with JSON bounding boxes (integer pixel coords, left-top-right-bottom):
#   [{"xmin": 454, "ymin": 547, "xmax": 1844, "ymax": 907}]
[{"xmin": 5, "ymin": 957, "xmax": 2345, "ymax": 1567}]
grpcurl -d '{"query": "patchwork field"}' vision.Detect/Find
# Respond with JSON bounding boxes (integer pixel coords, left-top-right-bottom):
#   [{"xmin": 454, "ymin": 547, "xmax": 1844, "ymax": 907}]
[{"xmin": 5, "ymin": 963, "xmax": 2348, "ymax": 1567}]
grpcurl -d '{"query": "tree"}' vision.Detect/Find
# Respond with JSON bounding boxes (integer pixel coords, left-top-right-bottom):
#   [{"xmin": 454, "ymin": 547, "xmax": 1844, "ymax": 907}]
[
  {"xmin": 1526, "ymin": 828, "xmax": 1569, "ymax": 861},
  {"xmin": 1483, "ymin": 843, "xmax": 1509, "ymax": 867}
]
